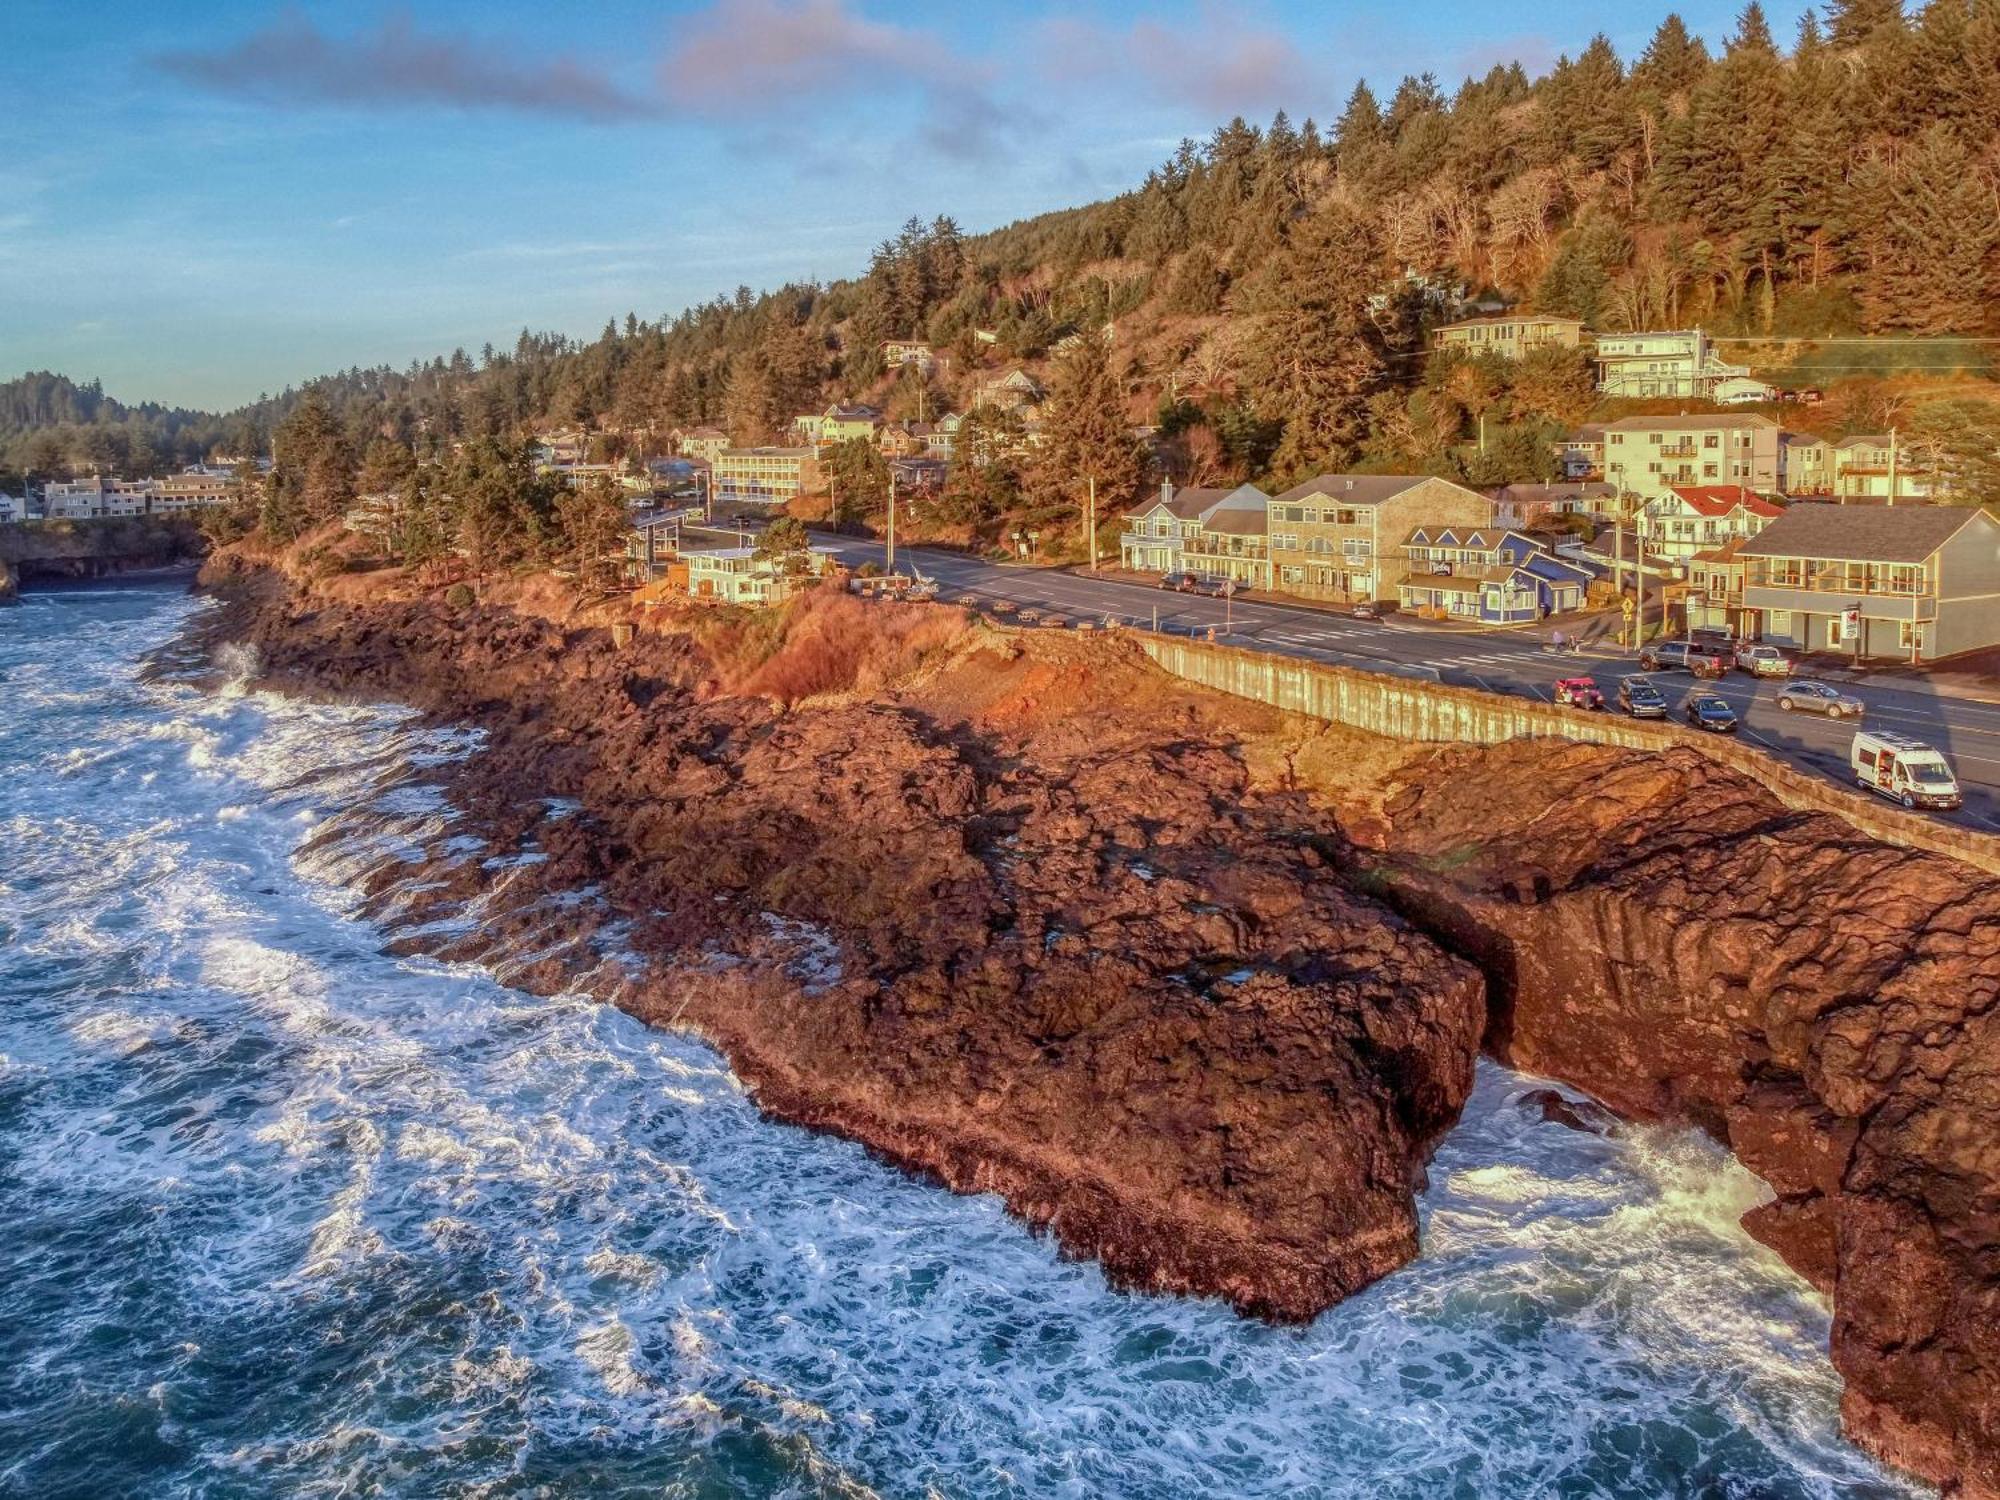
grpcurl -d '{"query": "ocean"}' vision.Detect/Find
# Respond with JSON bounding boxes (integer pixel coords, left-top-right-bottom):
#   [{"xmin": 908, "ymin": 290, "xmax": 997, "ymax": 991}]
[{"xmin": 0, "ymin": 581, "xmax": 1922, "ymax": 1499}]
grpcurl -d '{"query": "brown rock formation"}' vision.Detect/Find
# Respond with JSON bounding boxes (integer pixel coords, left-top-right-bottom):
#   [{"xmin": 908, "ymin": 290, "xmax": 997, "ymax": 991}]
[
  {"xmin": 191, "ymin": 565, "xmax": 1485, "ymax": 1322},
  {"xmin": 1361, "ymin": 736, "xmax": 2000, "ymax": 1497}
]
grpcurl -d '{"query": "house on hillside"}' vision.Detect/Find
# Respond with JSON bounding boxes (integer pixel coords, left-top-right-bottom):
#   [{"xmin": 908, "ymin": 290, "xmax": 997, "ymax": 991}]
[
  {"xmin": 533, "ymin": 429, "xmax": 588, "ymax": 465},
  {"xmin": 817, "ymin": 403, "xmax": 884, "ymax": 445},
  {"xmin": 1431, "ymin": 314, "xmax": 1586, "ymax": 360},
  {"xmin": 1553, "ymin": 423, "xmax": 1607, "ymax": 479},
  {"xmin": 1638, "ymin": 485, "xmax": 1783, "ymax": 565},
  {"xmin": 925, "ymin": 413, "xmax": 962, "ymax": 458},
  {"xmin": 1489, "ymin": 480, "xmax": 1619, "ymax": 528},
  {"xmin": 1601, "ymin": 413, "xmax": 1782, "ymax": 501},
  {"xmin": 1735, "ymin": 504, "xmax": 2000, "ymax": 660},
  {"xmin": 151, "ymin": 470, "xmax": 233, "ymax": 512},
  {"xmin": 1686, "ymin": 537, "xmax": 1752, "ymax": 637},
  {"xmin": 881, "ymin": 339, "xmax": 936, "ymax": 372},
  {"xmin": 1397, "ymin": 526, "xmax": 1593, "ymax": 622},
  {"xmin": 972, "ymin": 368, "xmax": 1044, "ymax": 412},
  {"xmin": 673, "ymin": 427, "xmax": 729, "ymax": 464},
  {"xmin": 1266, "ymin": 474, "xmax": 1492, "ymax": 603},
  {"xmin": 1832, "ymin": 434, "xmax": 1940, "ymax": 503},
  {"xmin": 1780, "ymin": 433, "xmax": 1833, "ymax": 496},
  {"xmin": 1594, "ymin": 329, "xmax": 1752, "ymax": 398}
]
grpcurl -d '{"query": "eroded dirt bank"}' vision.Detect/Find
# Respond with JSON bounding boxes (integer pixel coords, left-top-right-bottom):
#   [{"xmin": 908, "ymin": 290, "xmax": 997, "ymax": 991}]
[
  {"xmin": 189, "ymin": 557, "xmax": 1485, "ymax": 1324},
  {"xmin": 189, "ymin": 552, "xmax": 2000, "ymax": 1497}
]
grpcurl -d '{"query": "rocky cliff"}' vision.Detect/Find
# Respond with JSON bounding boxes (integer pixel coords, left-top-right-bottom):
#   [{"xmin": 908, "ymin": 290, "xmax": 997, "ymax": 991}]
[
  {"xmin": 190, "ymin": 554, "xmax": 2000, "ymax": 1497},
  {"xmin": 190, "ymin": 561, "xmax": 1485, "ymax": 1322},
  {"xmin": 1359, "ymin": 737, "xmax": 2000, "ymax": 1498}
]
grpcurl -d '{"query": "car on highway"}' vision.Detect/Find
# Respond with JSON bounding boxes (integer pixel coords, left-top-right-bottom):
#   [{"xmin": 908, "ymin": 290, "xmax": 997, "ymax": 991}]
[
  {"xmin": 1734, "ymin": 643, "xmax": 1792, "ymax": 677},
  {"xmin": 1158, "ymin": 572, "xmax": 1198, "ymax": 592},
  {"xmin": 1680, "ymin": 690, "xmax": 1739, "ymax": 733},
  {"xmin": 1852, "ymin": 731, "xmax": 1962, "ymax": 810},
  {"xmin": 1641, "ymin": 640, "xmax": 1730, "ymax": 677},
  {"xmin": 1776, "ymin": 680, "xmax": 1864, "ymax": 719},
  {"xmin": 1617, "ymin": 675, "xmax": 1668, "ymax": 718},
  {"xmin": 1554, "ymin": 676, "xmax": 1606, "ymax": 710},
  {"xmin": 1350, "ymin": 602, "xmax": 1380, "ymax": 620}
]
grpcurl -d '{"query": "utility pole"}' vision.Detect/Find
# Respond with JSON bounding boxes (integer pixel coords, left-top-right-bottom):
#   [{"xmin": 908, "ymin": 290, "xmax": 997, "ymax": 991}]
[
  {"xmin": 1613, "ymin": 496, "xmax": 1626, "ymax": 648},
  {"xmin": 886, "ymin": 468, "xmax": 896, "ymax": 576},
  {"xmin": 1088, "ymin": 482, "xmax": 1104, "ymax": 576},
  {"xmin": 1885, "ymin": 427, "xmax": 1900, "ymax": 507}
]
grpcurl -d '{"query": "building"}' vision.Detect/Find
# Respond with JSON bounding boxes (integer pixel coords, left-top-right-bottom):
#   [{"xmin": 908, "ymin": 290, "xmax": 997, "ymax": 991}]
[
  {"xmin": 1638, "ymin": 485, "xmax": 1783, "ymax": 565},
  {"xmin": 881, "ymin": 339, "xmax": 936, "ymax": 371},
  {"xmin": 1397, "ymin": 526, "xmax": 1593, "ymax": 622},
  {"xmin": 1432, "ymin": 314, "xmax": 1586, "ymax": 360},
  {"xmin": 817, "ymin": 403, "xmax": 884, "ymax": 445},
  {"xmin": 683, "ymin": 543, "xmax": 835, "ymax": 605},
  {"xmin": 924, "ymin": 413, "xmax": 962, "ymax": 458},
  {"xmin": 713, "ymin": 447, "xmax": 823, "ymax": 506},
  {"xmin": 972, "ymin": 368, "xmax": 1044, "ymax": 412},
  {"xmin": 1734, "ymin": 504, "xmax": 2000, "ymax": 660},
  {"xmin": 41, "ymin": 477, "xmax": 155, "ymax": 519},
  {"xmin": 150, "ymin": 470, "xmax": 233, "ymax": 512},
  {"xmin": 1601, "ymin": 413, "xmax": 1782, "ymax": 501},
  {"xmin": 1780, "ymin": 433, "xmax": 1833, "ymax": 496},
  {"xmin": 673, "ymin": 427, "xmax": 730, "ymax": 464},
  {"xmin": 1119, "ymin": 482, "xmax": 1236, "ymax": 575},
  {"xmin": 1489, "ymin": 480, "xmax": 1619, "ymax": 528},
  {"xmin": 1685, "ymin": 537, "xmax": 1751, "ymax": 636},
  {"xmin": 1554, "ymin": 423, "xmax": 1608, "ymax": 479},
  {"xmin": 1595, "ymin": 329, "xmax": 1752, "ymax": 398},
  {"xmin": 1831, "ymin": 435, "xmax": 1939, "ymax": 504},
  {"xmin": 532, "ymin": 429, "xmax": 588, "ymax": 466},
  {"xmin": 1178, "ymin": 484, "xmax": 1275, "ymax": 589},
  {"xmin": 1713, "ymin": 375, "xmax": 1779, "ymax": 404},
  {"xmin": 1266, "ymin": 474, "xmax": 1493, "ymax": 603},
  {"xmin": 0, "ymin": 493, "xmax": 30, "ymax": 524}
]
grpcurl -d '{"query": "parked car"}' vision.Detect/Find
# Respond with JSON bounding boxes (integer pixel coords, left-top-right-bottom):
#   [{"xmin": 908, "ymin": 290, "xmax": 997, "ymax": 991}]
[
  {"xmin": 1734, "ymin": 644, "xmax": 1791, "ymax": 677},
  {"xmin": 1640, "ymin": 640, "xmax": 1730, "ymax": 677},
  {"xmin": 1776, "ymin": 680, "xmax": 1864, "ymax": 719},
  {"xmin": 1852, "ymin": 731, "xmax": 1962, "ymax": 810},
  {"xmin": 1681, "ymin": 690, "xmax": 1739, "ymax": 733},
  {"xmin": 1617, "ymin": 675, "xmax": 1669, "ymax": 718},
  {"xmin": 1192, "ymin": 576, "xmax": 1232, "ymax": 598},
  {"xmin": 1351, "ymin": 602, "xmax": 1380, "ymax": 620},
  {"xmin": 1017, "ymin": 606, "xmax": 1043, "ymax": 624},
  {"xmin": 1159, "ymin": 571, "xmax": 1197, "ymax": 592},
  {"xmin": 1554, "ymin": 676, "xmax": 1606, "ymax": 710}
]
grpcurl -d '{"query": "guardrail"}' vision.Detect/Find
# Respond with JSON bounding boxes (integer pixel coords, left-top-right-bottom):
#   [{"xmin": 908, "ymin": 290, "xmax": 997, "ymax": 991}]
[{"xmin": 1136, "ymin": 634, "xmax": 2000, "ymax": 876}]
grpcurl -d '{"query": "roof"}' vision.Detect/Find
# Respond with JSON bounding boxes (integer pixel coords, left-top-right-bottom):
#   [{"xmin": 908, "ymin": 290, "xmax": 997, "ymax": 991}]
[
  {"xmin": 1689, "ymin": 537, "xmax": 1748, "ymax": 565},
  {"xmin": 1735, "ymin": 504, "xmax": 1989, "ymax": 564},
  {"xmin": 1436, "ymin": 314, "xmax": 1585, "ymax": 331},
  {"xmin": 1273, "ymin": 474, "xmax": 1446, "ymax": 507},
  {"xmin": 1130, "ymin": 484, "xmax": 1234, "ymax": 522},
  {"xmin": 1489, "ymin": 481, "xmax": 1616, "ymax": 503},
  {"xmin": 1403, "ymin": 525, "xmax": 1539, "ymax": 552},
  {"xmin": 1835, "ymin": 433, "xmax": 1893, "ymax": 449},
  {"xmin": 824, "ymin": 403, "xmax": 883, "ymax": 422},
  {"xmin": 1201, "ymin": 485, "xmax": 1274, "ymax": 536},
  {"xmin": 1602, "ymin": 413, "xmax": 1779, "ymax": 433},
  {"xmin": 1665, "ymin": 485, "xmax": 1783, "ymax": 518},
  {"xmin": 719, "ymin": 446, "xmax": 816, "ymax": 459}
]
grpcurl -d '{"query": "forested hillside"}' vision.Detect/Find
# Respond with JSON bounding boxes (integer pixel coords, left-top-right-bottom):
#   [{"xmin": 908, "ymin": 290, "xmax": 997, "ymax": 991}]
[{"xmin": 7, "ymin": 1, "xmax": 1998, "ymax": 525}]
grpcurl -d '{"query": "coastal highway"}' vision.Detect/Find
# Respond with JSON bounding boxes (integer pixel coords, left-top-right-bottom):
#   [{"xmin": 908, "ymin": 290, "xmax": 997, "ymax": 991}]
[{"xmin": 815, "ymin": 538, "xmax": 2000, "ymax": 831}]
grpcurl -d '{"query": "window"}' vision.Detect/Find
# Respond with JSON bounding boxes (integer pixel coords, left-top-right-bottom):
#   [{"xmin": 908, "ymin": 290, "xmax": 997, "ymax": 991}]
[
  {"xmin": 1900, "ymin": 620, "xmax": 1924, "ymax": 650},
  {"xmin": 1769, "ymin": 610, "xmax": 1793, "ymax": 635},
  {"xmin": 1336, "ymin": 508, "xmax": 1357, "ymax": 525},
  {"xmin": 1703, "ymin": 463, "xmax": 1719, "ymax": 478},
  {"xmin": 1704, "ymin": 435, "xmax": 1719, "ymax": 449}
]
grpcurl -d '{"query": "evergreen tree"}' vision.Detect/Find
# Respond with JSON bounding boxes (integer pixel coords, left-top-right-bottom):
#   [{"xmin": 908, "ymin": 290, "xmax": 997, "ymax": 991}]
[
  {"xmin": 1245, "ymin": 204, "xmax": 1388, "ymax": 482},
  {"xmin": 1037, "ymin": 334, "xmax": 1144, "ymax": 540},
  {"xmin": 1854, "ymin": 123, "xmax": 1997, "ymax": 330}
]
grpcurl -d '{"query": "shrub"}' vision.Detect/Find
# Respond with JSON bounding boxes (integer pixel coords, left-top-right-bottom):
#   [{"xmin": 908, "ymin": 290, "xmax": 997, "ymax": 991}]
[{"xmin": 444, "ymin": 582, "xmax": 475, "ymax": 609}]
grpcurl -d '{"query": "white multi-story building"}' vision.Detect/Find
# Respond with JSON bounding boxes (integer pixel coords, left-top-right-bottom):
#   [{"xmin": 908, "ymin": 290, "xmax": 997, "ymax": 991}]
[
  {"xmin": 42, "ymin": 477, "xmax": 155, "ymax": 519},
  {"xmin": 1601, "ymin": 414, "xmax": 1782, "ymax": 501},
  {"xmin": 1595, "ymin": 329, "xmax": 1752, "ymax": 398}
]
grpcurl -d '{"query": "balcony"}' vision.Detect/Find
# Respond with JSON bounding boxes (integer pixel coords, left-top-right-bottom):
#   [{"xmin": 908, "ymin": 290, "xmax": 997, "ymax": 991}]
[
  {"xmin": 1657, "ymin": 443, "xmax": 1699, "ymax": 458},
  {"xmin": 1744, "ymin": 567, "xmax": 1929, "ymax": 597}
]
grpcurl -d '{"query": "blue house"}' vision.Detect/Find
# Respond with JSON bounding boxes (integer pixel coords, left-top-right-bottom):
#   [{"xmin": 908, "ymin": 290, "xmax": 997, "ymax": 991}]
[{"xmin": 1397, "ymin": 526, "xmax": 1593, "ymax": 623}]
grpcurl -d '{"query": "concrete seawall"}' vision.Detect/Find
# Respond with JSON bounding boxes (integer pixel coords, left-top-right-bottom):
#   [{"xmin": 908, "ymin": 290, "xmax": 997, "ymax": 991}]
[{"xmin": 1137, "ymin": 634, "xmax": 2000, "ymax": 877}]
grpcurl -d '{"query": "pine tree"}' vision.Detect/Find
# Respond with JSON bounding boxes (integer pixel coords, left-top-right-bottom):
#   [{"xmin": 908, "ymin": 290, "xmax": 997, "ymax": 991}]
[
  {"xmin": 1245, "ymin": 204, "xmax": 1388, "ymax": 483},
  {"xmin": 1825, "ymin": 0, "xmax": 1906, "ymax": 46},
  {"xmin": 1855, "ymin": 123, "xmax": 1997, "ymax": 330},
  {"xmin": 1038, "ymin": 334, "xmax": 1143, "ymax": 547}
]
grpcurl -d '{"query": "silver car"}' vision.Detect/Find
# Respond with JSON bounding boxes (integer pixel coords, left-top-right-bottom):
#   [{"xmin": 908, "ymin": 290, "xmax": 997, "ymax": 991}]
[
  {"xmin": 1776, "ymin": 680, "xmax": 1864, "ymax": 719},
  {"xmin": 1735, "ymin": 643, "xmax": 1792, "ymax": 677}
]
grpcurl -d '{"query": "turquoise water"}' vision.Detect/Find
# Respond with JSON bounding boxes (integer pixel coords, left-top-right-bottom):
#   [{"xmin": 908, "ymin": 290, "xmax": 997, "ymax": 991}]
[{"xmin": 0, "ymin": 583, "xmax": 1924, "ymax": 1498}]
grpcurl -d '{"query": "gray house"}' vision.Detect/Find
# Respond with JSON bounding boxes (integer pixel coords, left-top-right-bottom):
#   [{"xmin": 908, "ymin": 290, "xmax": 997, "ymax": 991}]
[{"xmin": 1734, "ymin": 504, "xmax": 2000, "ymax": 661}]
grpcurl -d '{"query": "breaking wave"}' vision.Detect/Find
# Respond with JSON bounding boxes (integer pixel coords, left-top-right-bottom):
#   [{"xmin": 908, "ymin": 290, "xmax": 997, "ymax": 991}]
[{"xmin": 0, "ymin": 585, "xmax": 1923, "ymax": 1497}]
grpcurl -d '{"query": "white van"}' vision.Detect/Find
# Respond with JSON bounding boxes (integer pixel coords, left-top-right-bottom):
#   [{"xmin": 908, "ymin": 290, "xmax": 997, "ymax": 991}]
[{"xmin": 1851, "ymin": 731, "xmax": 1963, "ymax": 811}]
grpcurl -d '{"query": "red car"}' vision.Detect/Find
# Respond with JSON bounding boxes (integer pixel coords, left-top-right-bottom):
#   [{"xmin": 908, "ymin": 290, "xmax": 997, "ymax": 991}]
[{"xmin": 1554, "ymin": 676, "xmax": 1606, "ymax": 710}]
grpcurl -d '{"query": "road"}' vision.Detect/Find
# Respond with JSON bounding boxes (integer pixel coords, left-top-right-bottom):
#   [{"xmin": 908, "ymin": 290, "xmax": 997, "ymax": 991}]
[{"xmin": 816, "ymin": 538, "xmax": 2000, "ymax": 832}]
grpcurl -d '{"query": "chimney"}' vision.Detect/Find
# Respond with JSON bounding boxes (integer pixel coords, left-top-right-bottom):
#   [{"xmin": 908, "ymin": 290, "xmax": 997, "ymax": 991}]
[
  {"xmin": 1345, "ymin": 478, "xmax": 1354, "ymax": 490},
  {"xmin": 1162, "ymin": 478, "xmax": 1172, "ymax": 505}
]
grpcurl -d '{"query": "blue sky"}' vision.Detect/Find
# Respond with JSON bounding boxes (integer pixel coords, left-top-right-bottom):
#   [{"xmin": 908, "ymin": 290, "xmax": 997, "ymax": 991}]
[{"xmin": 2, "ymin": 0, "xmax": 1801, "ymax": 411}]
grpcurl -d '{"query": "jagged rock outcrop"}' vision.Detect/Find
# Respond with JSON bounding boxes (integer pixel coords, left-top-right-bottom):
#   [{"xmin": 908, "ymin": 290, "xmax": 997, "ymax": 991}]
[
  {"xmin": 192, "ymin": 566, "xmax": 1486, "ymax": 1321},
  {"xmin": 1362, "ymin": 737, "xmax": 2000, "ymax": 1498}
]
